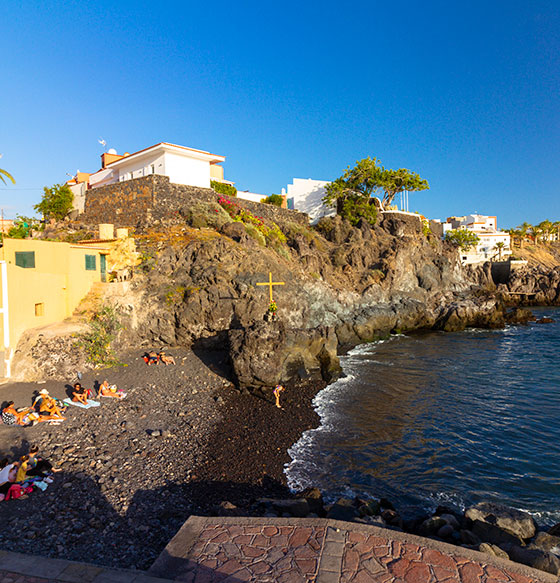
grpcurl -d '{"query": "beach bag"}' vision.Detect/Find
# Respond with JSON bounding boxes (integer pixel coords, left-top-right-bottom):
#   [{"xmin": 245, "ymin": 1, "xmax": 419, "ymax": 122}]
[
  {"xmin": 1, "ymin": 411, "xmax": 16, "ymax": 425},
  {"xmin": 6, "ymin": 484, "xmax": 23, "ymax": 500}
]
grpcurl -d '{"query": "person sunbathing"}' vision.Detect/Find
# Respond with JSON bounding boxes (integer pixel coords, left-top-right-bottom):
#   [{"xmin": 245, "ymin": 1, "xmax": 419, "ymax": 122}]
[
  {"xmin": 98, "ymin": 379, "xmax": 126, "ymax": 399},
  {"xmin": 35, "ymin": 389, "xmax": 65, "ymax": 421},
  {"xmin": 144, "ymin": 351, "xmax": 159, "ymax": 365},
  {"xmin": 1, "ymin": 402, "xmax": 40, "ymax": 426},
  {"xmin": 158, "ymin": 351, "xmax": 176, "ymax": 365},
  {"xmin": 72, "ymin": 382, "xmax": 89, "ymax": 405}
]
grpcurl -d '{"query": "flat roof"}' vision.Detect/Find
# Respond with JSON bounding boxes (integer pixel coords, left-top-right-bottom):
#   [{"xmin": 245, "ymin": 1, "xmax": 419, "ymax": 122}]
[{"xmin": 106, "ymin": 142, "xmax": 225, "ymax": 167}]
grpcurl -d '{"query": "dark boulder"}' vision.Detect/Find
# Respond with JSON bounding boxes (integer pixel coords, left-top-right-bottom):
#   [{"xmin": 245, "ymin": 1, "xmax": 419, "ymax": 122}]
[
  {"xmin": 228, "ymin": 320, "xmax": 340, "ymax": 391},
  {"xmin": 465, "ymin": 502, "xmax": 537, "ymax": 541}
]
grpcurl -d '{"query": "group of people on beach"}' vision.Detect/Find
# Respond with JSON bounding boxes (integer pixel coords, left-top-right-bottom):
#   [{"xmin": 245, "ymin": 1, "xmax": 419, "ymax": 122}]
[
  {"xmin": 1, "ymin": 379, "xmax": 126, "ymax": 428},
  {"xmin": 144, "ymin": 350, "xmax": 176, "ymax": 366},
  {"xmin": 0, "ymin": 445, "xmax": 60, "ymax": 501}
]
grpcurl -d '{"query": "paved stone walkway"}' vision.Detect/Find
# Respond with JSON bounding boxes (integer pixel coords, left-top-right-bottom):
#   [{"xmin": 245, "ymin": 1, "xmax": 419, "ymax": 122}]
[
  {"xmin": 149, "ymin": 517, "xmax": 555, "ymax": 583},
  {"xmin": 0, "ymin": 550, "xmax": 171, "ymax": 583}
]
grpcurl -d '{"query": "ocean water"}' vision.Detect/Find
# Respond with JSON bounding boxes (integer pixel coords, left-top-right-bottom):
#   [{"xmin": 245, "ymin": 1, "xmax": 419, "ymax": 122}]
[{"xmin": 286, "ymin": 308, "xmax": 560, "ymax": 525}]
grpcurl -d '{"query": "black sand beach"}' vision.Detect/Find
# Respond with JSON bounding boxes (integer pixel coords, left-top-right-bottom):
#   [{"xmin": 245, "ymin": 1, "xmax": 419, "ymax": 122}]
[{"xmin": 0, "ymin": 348, "xmax": 322, "ymax": 569}]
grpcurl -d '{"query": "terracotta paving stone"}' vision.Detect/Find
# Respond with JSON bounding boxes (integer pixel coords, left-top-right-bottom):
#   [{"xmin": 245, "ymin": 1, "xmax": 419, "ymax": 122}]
[
  {"xmin": 261, "ymin": 527, "xmax": 278, "ymax": 537},
  {"xmin": 251, "ymin": 535, "xmax": 269, "ymax": 547},
  {"xmin": 404, "ymin": 562, "xmax": 432, "ymax": 582},
  {"xmin": 291, "ymin": 528, "xmax": 315, "ymax": 547},
  {"xmin": 459, "ymin": 562, "xmax": 486, "ymax": 583},
  {"xmin": 145, "ymin": 518, "xmax": 550, "ymax": 583}
]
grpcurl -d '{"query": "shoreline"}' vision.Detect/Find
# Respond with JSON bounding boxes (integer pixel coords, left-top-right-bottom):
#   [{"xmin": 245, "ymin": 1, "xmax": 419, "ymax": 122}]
[{"xmin": 0, "ymin": 347, "xmax": 326, "ymax": 570}]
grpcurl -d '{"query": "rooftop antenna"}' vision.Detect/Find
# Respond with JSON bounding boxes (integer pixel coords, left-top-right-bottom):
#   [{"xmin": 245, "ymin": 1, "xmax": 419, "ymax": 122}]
[{"xmin": 98, "ymin": 138, "xmax": 107, "ymax": 152}]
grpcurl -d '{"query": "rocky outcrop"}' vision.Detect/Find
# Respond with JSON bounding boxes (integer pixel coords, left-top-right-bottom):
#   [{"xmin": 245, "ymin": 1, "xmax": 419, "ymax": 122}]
[
  {"xmin": 11, "ymin": 322, "xmax": 91, "ymax": 381},
  {"xmin": 465, "ymin": 502, "xmax": 537, "ymax": 541},
  {"xmin": 228, "ymin": 320, "xmax": 340, "ymax": 391},
  {"xmin": 504, "ymin": 265, "xmax": 560, "ymax": 304},
  {"xmin": 12, "ymin": 212, "xmax": 544, "ymax": 384}
]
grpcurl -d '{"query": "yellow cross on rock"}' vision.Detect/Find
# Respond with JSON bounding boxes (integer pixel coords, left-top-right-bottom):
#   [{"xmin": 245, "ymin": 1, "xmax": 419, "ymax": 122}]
[{"xmin": 256, "ymin": 271, "xmax": 285, "ymax": 302}]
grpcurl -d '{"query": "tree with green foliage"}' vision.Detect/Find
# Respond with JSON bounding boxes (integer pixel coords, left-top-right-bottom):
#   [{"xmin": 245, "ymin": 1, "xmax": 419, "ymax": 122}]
[
  {"xmin": 494, "ymin": 241, "xmax": 505, "ymax": 260},
  {"xmin": 34, "ymin": 183, "xmax": 74, "ymax": 221},
  {"xmin": 0, "ymin": 168, "xmax": 15, "ymax": 185},
  {"xmin": 261, "ymin": 194, "xmax": 284, "ymax": 207},
  {"xmin": 324, "ymin": 157, "xmax": 429, "ymax": 224},
  {"xmin": 516, "ymin": 222, "xmax": 531, "ymax": 249},
  {"xmin": 445, "ymin": 229, "xmax": 480, "ymax": 251},
  {"xmin": 211, "ymin": 180, "xmax": 237, "ymax": 198},
  {"xmin": 379, "ymin": 167, "xmax": 429, "ymax": 207},
  {"xmin": 6, "ymin": 216, "xmax": 38, "ymax": 239},
  {"xmin": 323, "ymin": 157, "xmax": 383, "ymax": 224}
]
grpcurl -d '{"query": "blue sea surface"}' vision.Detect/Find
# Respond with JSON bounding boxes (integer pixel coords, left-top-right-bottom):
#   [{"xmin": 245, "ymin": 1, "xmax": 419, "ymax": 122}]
[{"xmin": 286, "ymin": 308, "xmax": 560, "ymax": 524}]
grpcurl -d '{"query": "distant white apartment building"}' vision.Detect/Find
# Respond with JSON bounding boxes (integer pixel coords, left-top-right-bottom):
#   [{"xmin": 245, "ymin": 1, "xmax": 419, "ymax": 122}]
[
  {"xmin": 283, "ymin": 178, "xmax": 335, "ymax": 224},
  {"xmin": 447, "ymin": 214, "xmax": 511, "ymax": 264}
]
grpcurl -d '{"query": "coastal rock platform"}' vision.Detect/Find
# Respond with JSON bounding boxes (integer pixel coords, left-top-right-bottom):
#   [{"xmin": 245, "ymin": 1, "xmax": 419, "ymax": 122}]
[{"xmin": 149, "ymin": 516, "xmax": 552, "ymax": 582}]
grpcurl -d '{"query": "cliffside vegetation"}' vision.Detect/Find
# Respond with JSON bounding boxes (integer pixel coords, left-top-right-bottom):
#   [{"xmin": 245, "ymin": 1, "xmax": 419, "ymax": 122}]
[
  {"xmin": 34, "ymin": 183, "xmax": 74, "ymax": 221},
  {"xmin": 323, "ymin": 157, "xmax": 429, "ymax": 224}
]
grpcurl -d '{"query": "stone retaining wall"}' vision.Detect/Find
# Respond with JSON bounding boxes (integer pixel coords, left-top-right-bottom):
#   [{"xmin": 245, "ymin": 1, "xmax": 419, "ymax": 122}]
[{"xmin": 83, "ymin": 175, "xmax": 308, "ymax": 229}]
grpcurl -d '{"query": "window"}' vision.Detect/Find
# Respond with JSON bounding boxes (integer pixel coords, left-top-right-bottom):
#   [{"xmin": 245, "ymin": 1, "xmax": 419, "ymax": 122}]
[
  {"xmin": 35, "ymin": 303, "xmax": 44, "ymax": 317},
  {"xmin": 15, "ymin": 251, "xmax": 35, "ymax": 268},
  {"xmin": 85, "ymin": 254, "xmax": 97, "ymax": 270},
  {"xmin": 151, "ymin": 164, "xmax": 155, "ymax": 174}
]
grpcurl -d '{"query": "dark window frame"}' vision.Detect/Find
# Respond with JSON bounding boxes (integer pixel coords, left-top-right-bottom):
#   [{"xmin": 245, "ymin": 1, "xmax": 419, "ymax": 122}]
[
  {"xmin": 85, "ymin": 254, "xmax": 97, "ymax": 271},
  {"xmin": 15, "ymin": 251, "xmax": 36, "ymax": 268}
]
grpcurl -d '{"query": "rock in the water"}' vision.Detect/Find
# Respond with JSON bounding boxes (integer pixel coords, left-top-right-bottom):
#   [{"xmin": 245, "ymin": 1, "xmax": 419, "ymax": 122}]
[
  {"xmin": 419, "ymin": 516, "xmax": 447, "ymax": 536},
  {"xmin": 529, "ymin": 532, "xmax": 560, "ymax": 555},
  {"xmin": 327, "ymin": 498, "xmax": 359, "ymax": 522},
  {"xmin": 437, "ymin": 524, "xmax": 454, "ymax": 538},
  {"xmin": 258, "ymin": 498, "xmax": 310, "ymax": 518},
  {"xmin": 478, "ymin": 542, "xmax": 509, "ymax": 559},
  {"xmin": 296, "ymin": 487, "xmax": 325, "ymax": 516},
  {"xmin": 465, "ymin": 502, "xmax": 537, "ymax": 540},
  {"xmin": 504, "ymin": 545, "xmax": 560, "ymax": 576}
]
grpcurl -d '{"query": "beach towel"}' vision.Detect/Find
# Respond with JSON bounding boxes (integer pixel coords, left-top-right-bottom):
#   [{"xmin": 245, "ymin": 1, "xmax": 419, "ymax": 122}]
[
  {"xmin": 100, "ymin": 392, "xmax": 127, "ymax": 400},
  {"xmin": 63, "ymin": 398, "xmax": 100, "ymax": 408}
]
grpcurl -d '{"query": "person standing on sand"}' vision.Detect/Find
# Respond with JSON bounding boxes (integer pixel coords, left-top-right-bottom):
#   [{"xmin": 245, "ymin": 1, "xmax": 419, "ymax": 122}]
[{"xmin": 273, "ymin": 385, "xmax": 285, "ymax": 409}]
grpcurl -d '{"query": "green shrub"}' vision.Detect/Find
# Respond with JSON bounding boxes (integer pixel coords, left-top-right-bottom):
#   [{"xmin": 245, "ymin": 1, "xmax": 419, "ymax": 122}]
[
  {"xmin": 244, "ymin": 224, "xmax": 266, "ymax": 246},
  {"xmin": 75, "ymin": 306, "xmax": 122, "ymax": 367},
  {"xmin": 341, "ymin": 196, "xmax": 377, "ymax": 226},
  {"xmin": 6, "ymin": 216, "xmax": 39, "ymax": 239},
  {"xmin": 211, "ymin": 180, "xmax": 237, "ymax": 197},
  {"xmin": 261, "ymin": 194, "xmax": 283, "ymax": 207}
]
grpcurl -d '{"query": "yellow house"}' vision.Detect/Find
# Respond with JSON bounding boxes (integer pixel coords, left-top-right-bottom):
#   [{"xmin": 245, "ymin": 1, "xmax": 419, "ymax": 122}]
[{"xmin": 0, "ymin": 237, "xmax": 112, "ymax": 377}]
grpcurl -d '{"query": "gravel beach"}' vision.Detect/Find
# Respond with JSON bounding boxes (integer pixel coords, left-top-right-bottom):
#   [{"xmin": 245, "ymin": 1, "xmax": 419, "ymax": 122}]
[{"xmin": 0, "ymin": 348, "xmax": 323, "ymax": 570}]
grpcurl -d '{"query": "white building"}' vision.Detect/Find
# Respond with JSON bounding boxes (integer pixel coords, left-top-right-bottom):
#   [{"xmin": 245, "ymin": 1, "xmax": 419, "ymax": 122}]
[
  {"xmin": 236, "ymin": 191, "xmax": 267, "ymax": 203},
  {"xmin": 283, "ymin": 178, "xmax": 334, "ymax": 224},
  {"xmin": 447, "ymin": 214, "xmax": 511, "ymax": 264},
  {"xmin": 70, "ymin": 142, "xmax": 231, "ymax": 194}
]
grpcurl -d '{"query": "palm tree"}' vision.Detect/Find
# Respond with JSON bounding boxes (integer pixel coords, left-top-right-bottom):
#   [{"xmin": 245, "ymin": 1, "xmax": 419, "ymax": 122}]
[
  {"xmin": 553, "ymin": 221, "xmax": 560, "ymax": 242},
  {"xmin": 531, "ymin": 224, "xmax": 543, "ymax": 246},
  {"xmin": 0, "ymin": 168, "xmax": 15, "ymax": 185},
  {"xmin": 494, "ymin": 241, "xmax": 505, "ymax": 261},
  {"xmin": 505, "ymin": 228, "xmax": 520, "ymax": 248},
  {"xmin": 517, "ymin": 222, "xmax": 531, "ymax": 249},
  {"xmin": 538, "ymin": 220, "xmax": 554, "ymax": 243}
]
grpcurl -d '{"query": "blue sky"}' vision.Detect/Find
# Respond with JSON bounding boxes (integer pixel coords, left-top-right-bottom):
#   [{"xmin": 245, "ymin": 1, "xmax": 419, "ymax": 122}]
[{"xmin": 1, "ymin": 0, "xmax": 558, "ymax": 228}]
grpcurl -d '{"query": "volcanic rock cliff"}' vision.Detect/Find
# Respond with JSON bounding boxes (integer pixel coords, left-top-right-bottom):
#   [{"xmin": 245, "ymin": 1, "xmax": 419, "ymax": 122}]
[{"xmin": 85, "ymin": 207, "xmax": 512, "ymax": 390}]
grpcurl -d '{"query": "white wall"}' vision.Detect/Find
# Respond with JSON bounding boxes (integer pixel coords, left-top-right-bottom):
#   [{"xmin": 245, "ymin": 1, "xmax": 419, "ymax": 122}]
[
  {"xmin": 69, "ymin": 182, "xmax": 86, "ymax": 212},
  {"xmin": 237, "ymin": 192, "xmax": 266, "ymax": 203},
  {"xmin": 286, "ymin": 178, "xmax": 334, "ymax": 223},
  {"xmin": 116, "ymin": 153, "xmax": 165, "ymax": 182},
  {"xmin": 162, "ymin": 151, "xmax": 211, "ymax": 188}
]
